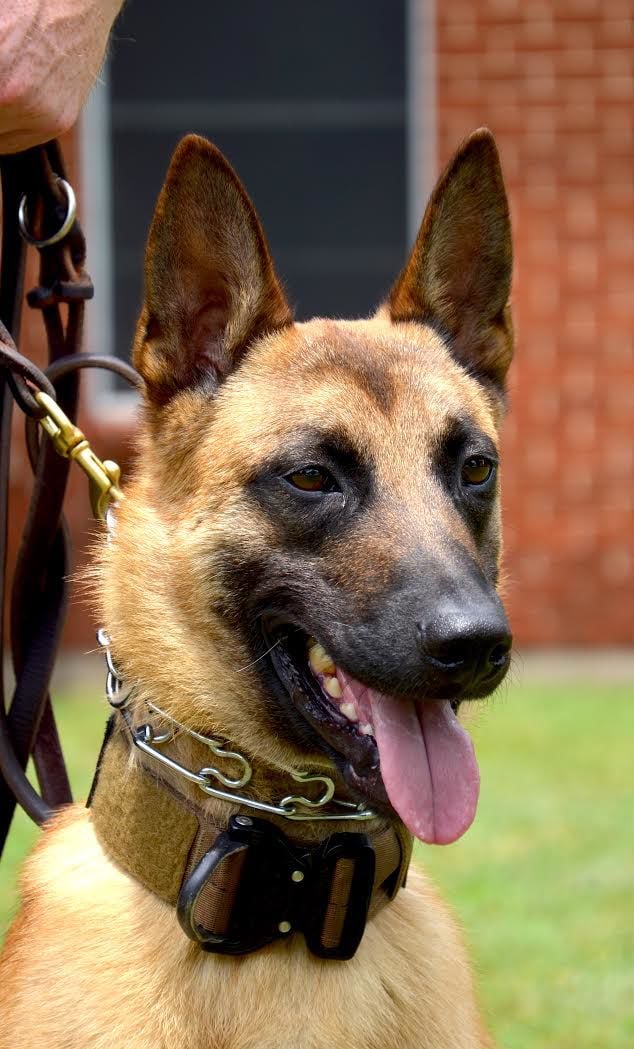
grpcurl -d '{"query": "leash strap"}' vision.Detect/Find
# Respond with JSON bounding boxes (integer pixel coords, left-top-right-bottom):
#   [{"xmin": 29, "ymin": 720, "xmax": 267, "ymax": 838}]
[
  {"xmin": 0, "ymin": 142, "xmax": 139, "ymax": 854},
  {"xmin": 90, "ymin": 723, "xmax": 413, "ymax": 961}
]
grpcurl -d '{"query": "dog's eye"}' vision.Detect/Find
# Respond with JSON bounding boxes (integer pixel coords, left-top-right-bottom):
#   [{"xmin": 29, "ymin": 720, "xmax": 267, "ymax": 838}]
[
  {"xmin": 461, "ymin": 456, "xmax": 495, "ymax": 487},
  {"xmin": 285, "ymin": 466, "xmax": 339, "ymax": 494}
]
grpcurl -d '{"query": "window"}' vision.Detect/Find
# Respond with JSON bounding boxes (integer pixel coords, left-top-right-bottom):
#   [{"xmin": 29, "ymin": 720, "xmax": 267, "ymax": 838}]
[{"xmin": 81, "ymin": 1, "xmax": 433, "ymax": 394}]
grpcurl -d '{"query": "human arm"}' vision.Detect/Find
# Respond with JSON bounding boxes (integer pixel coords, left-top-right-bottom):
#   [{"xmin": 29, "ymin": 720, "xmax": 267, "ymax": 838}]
[{"xmin": 0, "ymin": 0, "xmax": 124, "ymax": 154}]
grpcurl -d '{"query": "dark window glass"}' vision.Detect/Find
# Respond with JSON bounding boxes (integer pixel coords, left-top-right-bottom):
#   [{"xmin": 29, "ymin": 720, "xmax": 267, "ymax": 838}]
[{"xmin": 109, "ymin": 0, "xmax": 407, "ymax": 361}]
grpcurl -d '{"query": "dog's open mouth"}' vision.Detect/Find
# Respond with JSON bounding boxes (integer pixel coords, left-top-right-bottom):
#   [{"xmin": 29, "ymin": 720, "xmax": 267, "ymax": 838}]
[{"xmin": 262, "ymin": 621, "xmax": 480, "ymax": 845}]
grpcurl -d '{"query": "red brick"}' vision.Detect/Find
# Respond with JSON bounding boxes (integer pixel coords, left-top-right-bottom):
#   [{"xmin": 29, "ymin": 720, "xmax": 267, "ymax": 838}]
[{"xmin": 438, "ymin": 0, "xmax": 633, "ymax": 643}]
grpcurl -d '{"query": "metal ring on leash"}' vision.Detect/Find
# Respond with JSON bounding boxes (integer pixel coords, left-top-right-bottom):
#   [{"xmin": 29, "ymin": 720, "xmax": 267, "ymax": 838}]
[{"xmin": 18, "ymin": 177, "xmax": 77, "ymax": 247}]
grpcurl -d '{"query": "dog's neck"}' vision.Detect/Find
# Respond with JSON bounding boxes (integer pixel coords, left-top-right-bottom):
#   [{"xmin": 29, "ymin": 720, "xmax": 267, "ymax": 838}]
[
  {"xmin": 91, "ymin": 632, "xmax": 412, "ymax": 959},
  {"xmin": 88, "ymin": 713, "xmax": 412, "ymax": 960},
  {"xmin": 123, "ymin": 696, "xmax": 365, "ymax": 833},
  {"xmin": 97, "ymin": 629, "xmax": 373, "ymax": 837}
]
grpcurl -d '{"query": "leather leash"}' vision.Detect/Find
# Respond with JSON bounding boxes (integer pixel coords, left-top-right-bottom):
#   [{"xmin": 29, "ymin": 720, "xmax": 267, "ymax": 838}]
[{"xmin": 0, "ymin": 141, "xmax": 139, "ymax": 854}]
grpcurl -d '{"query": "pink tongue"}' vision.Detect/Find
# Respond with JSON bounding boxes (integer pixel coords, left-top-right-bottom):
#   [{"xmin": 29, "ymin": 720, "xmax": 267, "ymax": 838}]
[{"xmin": 366, "ymin": 688, "xmax": 480, "ymax": 844}]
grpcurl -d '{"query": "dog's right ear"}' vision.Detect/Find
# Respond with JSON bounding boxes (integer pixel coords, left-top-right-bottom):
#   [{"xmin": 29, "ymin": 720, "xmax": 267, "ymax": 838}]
[{"xmin": 133, "ymin": 135, "xmax": 292, "ymax": 407}]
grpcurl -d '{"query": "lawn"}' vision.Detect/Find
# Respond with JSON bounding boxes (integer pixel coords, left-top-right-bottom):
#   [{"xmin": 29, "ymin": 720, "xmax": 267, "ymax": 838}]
[{"xmin": 1, "ymin": 677, "xmax": 632, "ymax": 1048}]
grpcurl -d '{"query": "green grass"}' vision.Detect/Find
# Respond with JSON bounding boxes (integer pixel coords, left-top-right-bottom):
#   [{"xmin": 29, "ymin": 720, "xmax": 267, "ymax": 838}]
[
  {"xmin": 1, "ymin": 689, "xmax": 108, "ymax": 931},
  {"xmin": 418, "ymin": 680, "xmax": 634, "ymax": 1049},
  {"xmin": 1, "ymin": 680, "xmax": 633, "ymax": 1048}
]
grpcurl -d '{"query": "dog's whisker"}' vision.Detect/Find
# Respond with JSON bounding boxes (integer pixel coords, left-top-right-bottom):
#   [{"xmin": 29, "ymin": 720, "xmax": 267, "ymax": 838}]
[{"xmin": 234, "ymin": 637, "xmax": 284, "ymax": 674}]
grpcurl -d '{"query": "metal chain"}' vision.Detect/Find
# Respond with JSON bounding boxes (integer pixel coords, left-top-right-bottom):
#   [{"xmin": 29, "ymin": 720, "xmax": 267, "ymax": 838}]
[{"xmin": 96, "ymin": 630, "xmax": 377, "ymax": 824}]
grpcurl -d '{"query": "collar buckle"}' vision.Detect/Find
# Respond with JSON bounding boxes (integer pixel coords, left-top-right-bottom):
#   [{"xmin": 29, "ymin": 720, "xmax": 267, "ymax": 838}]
[
  {"xmin": 177, "ymin": 815, "xmax": 376, "ymax": 961},
  {"xmin": 304, "ymin": 831, "xmax": 376, "ymax": 960}
]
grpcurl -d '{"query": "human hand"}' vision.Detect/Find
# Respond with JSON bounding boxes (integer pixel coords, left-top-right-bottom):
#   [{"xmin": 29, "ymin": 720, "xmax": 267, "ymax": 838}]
[{"xmin": 0, "ymin": 0, "xmax": 123, "ymax": 154}]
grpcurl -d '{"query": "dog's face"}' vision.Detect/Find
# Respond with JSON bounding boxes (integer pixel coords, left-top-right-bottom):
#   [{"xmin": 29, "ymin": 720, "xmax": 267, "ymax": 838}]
[{"xmin": 102, "ymin": 131, "xmax": 513, "ymax": 846}]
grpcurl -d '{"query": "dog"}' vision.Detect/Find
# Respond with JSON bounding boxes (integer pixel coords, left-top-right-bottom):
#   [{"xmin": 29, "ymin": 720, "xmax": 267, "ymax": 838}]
[{"xmin": 0, "ymin": 127, "xmax": 513, "ymax": 1048}]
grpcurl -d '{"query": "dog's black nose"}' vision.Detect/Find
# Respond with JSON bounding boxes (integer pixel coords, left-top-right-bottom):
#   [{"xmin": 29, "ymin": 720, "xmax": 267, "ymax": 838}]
[{"xmin": 417, "ymin": 605, "xmax": 512, "ymax": 690}]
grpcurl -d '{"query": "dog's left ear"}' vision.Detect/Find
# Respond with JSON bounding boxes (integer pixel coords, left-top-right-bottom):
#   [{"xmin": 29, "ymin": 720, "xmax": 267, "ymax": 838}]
[
  {"xmin": 388, "ymin": 128, "xmax": 513, "ymax": 390},
  {"xmin": 134, "ymin": 135, "xmax": 292, "ymax": 406}
]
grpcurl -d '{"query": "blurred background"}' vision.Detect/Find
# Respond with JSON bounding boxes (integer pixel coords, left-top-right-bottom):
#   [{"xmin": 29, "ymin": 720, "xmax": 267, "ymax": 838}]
[{"xmin": 2, "ymin": 2, "xmax": 633, "ymax": 1047}]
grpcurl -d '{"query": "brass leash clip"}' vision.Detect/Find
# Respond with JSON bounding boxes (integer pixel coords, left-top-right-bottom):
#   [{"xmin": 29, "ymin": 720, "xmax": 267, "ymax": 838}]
[{"xmin": 34, "ymin": 390, "xmax": 123, "ymax": 520}]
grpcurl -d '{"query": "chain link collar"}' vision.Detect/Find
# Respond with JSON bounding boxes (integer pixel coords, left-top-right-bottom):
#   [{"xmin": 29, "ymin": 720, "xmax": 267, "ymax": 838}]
[{"xmin": 96, "ymin": 629, "xmax": 377, "ymax": 824}]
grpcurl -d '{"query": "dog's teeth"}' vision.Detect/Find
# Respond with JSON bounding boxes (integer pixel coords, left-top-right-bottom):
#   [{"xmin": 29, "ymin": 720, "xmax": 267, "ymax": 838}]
[
  {"xmin": 340, "ymin": 702, "xmax": 358, "ymax": 722},
  {"xmin": 323, "ymin": 675, "xmax": 342, "ymax": 699},
  {"xmin": 360, "ymin": 723, "xmax": 373, "ymax": 735},
  {"xmin": 308, "ymin": 643, "xmax": 336, "ymax": 676}
]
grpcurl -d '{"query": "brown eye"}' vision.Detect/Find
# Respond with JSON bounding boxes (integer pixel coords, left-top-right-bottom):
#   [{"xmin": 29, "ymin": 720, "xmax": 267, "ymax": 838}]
[
  {"xmin": 286, "ymin": 466, "xmax": 339, "ymax": 493},
  {"xmin": 461, "ymin": 456, "xmax": 495, "ymax": 487}
]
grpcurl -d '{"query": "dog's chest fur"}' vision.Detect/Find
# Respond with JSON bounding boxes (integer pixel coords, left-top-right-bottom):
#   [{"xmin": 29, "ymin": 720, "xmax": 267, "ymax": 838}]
[{"xmin": 1, "ymin": 808, "xmax": 492, "ymax": 1049}]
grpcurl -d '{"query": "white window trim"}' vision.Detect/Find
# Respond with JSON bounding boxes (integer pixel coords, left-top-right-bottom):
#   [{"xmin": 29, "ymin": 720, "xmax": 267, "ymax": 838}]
[
  {"xmin": 407, "ymin": 0, "xmax": 436, "ymax": 243},
  {"xmin": 80, "ymin": 69, "xmax": 140, "ymax": 416}
]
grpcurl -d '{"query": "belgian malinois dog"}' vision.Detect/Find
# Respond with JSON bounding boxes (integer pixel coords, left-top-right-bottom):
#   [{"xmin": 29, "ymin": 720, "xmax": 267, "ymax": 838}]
[{"xmin": 0, "ymin": 127, "xmax": 513, "ymax": 1048}]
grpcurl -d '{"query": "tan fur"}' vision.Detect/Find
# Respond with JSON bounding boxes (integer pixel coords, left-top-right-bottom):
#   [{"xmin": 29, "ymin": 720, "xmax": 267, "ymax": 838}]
[
  {"xmin": 0, "ymin": 130, "xmax": 512, "ymax": 1047},
  {"xmin": 1, "ymin": 808, "xmax": 493, "ymax": 1049}
]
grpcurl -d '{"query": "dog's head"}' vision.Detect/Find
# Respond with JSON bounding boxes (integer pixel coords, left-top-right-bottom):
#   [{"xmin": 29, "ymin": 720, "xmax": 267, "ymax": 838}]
[{"xmin": 102, "ymin": 130, "xmax": 513, "ymax": 845}]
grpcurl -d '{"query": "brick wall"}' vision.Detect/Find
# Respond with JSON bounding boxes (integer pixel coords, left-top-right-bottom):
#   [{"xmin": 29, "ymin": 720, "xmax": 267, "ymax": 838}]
[{"xmin": 437, "ymin": 0, "xmax": 634, "ymax": 643}]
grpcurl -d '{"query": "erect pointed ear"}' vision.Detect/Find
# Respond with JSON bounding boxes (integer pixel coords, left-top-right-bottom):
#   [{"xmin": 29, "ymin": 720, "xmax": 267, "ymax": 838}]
[
  {"xmin": 389, "ymin": 128, "xmax": 513, "ymax": 390},
  {"xmin": 133, "ymin": 135, "xmax": 293, "ymax": 406}
]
